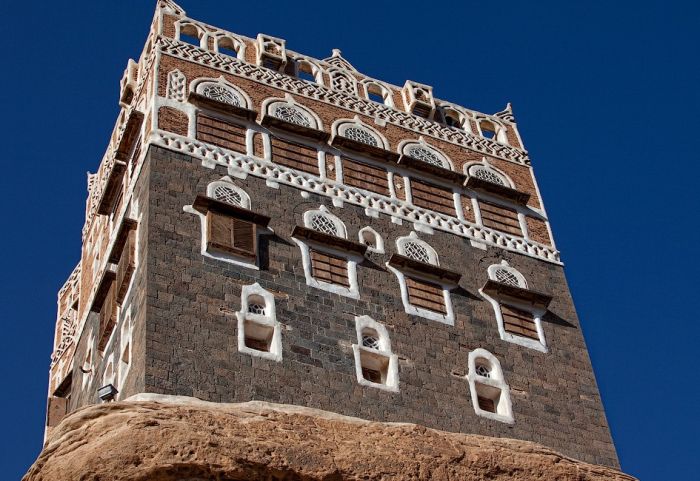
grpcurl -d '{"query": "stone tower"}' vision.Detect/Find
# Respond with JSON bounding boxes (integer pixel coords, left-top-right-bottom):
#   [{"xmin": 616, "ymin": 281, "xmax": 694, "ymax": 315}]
[{"xmin": 32, "ymin": 1, "xmax": 635, "ymax": 479}]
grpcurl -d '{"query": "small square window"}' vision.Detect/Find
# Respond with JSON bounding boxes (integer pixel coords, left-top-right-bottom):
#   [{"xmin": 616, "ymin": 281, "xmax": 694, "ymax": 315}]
[{"xmin": 243, "ymin": 320, "xmax": 274, "ymax": 353}]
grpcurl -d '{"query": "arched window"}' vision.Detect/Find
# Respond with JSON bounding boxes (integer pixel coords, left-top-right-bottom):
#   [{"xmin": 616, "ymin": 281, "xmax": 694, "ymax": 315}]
[
  {"xmin": 293, "ymin": 206, "xmax": 360, "ymax": 298},
  {"xmin": 352, "ymin": 315, "xmax": 399, "ymax": 391},
  {"xmin": 358, "ymin": 226, "xmax": 384, "ymax": 253},
  {"xmin": 478, "ymin": 118, "xmax": 509, "ymax": 144},
  {"xmin": 388, "ymin": 233, "xmax": 454, "ymax": 324},
  {"xmin": 364, "ymin": 81, "xmax": 394, "ymax": 107},
  {"xmin": 296, "ymin": 59, "xmax": 322, "ymax": 84},
  {"xmin": 207, "ymin": 180, "xmax": 251, "ymax": 209},
  {"xmin": 273, "ymin": 104, "xmax": 311, "ymax": 127},
  {"xmin": 481, "ymin": 261, "xmax": 548, "ymax": 352},
  {"xmin": 468, "ymin": 164, "xmax": 509, "ymax": 187},
  {"xmin": 196, "ymin": 82, "xmax": 243, "ymax": 107},
  {"xmin": 343, "ymin": 126, "xmax": 379, "ymax": 146},
  {"xmin": 404, "ymin": 144, "xmax": 451, "ymax": 170},
  {"xmin": 467, "ymin": 349, "xmax": 514, "ymax": 423},
  {"xmin": 236, "ymin": 283, "xmax": 281, "ymax": 361},
  {"xmin": 215, "ymin": 35, "xmax": 243, "ymax": 58},
  {"xmin": 178, "ymin": 22, "xmax": 204, "ymax": 48}
]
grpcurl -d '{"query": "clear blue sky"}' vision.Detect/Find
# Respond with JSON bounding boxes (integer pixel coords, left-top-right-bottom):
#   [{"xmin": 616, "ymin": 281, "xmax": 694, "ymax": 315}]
[{"xmin": 1, "ymin": 1, "xmax": 697, "ymax": 479}]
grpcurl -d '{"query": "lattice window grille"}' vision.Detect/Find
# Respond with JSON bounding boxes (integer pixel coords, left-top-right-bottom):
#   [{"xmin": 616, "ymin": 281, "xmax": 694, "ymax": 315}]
[
  {"xmin": 344, "ymin": 126, "xmax": 378, "ymax": 146},
  {"xmin": 273, "ymin": 105, "xmax": 311, "ymax": 127},
  {"xmin": 495, "ymin": 268, "xmax": 521, "ymax": 287},
  {"xmin": 362, "ymin": 334, "xmax": 380, "ymax": 350},
  {"xmin": 403, "ymin": 241, "xmax": 430, "ymax": 263},
  {"xmin": 475, "ymin": 363, "xmax": 491, "ymax": 378},
  {"xmin": 310, "ymin": 214, "xmax": 339, "ymax": 236},
  {"xmin": 406, "ymin": 146, "xmax": 445, "ymax": 167},
  {"xmin": 248, "ymin": 303, "xmax": 266, "ymax": 315},
  {"xmin": 213, "ymin": 185, "xmax": 243, "ymax": 206},
  {"xmin": 200, "ymin": 84, "xmax": 241, "ymax": 106},
  {"xmin": 472, "ymin": 166, "xmax": 507, "ymax": 186}
]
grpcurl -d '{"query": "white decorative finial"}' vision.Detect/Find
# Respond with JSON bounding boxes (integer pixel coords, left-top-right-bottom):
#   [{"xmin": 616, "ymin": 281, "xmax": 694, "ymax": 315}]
[{"xmin": 332, "ymin": 49, "xmax": 342, "ymax": 57}]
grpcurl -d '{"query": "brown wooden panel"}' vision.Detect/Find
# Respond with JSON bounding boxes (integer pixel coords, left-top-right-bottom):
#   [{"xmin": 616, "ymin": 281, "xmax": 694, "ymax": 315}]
[
  {"xmin": 206, "ymin": 211, "xmax": 256, "ymax": 259},
  {"xmin": 406, "ymin": 277, "xmax": 446, "ymax": 314},
  {"xmin": 310, "ymin": 250, "xmax": 349, "ymax": 287},
  {"xmin": 116, "ymin": 229, "xmax": 136, "ymax": 304},
  {"xmin": 271, "ymin": 137, "xmax": 319, "ymax": 175},
  {"xmin": 341, "ymin": 157, "xmax": 390, "ymax": 196},
  {"xmin": 479, "ymin": 201, "xmax": 522, "ymax": 236},
  {"xmin": 98, "ymin": 282, "xmax": 117, "ymax": 352},
  {"xmin": 410, "ymin": 179, "xmax": 455, "ymax": 216},
  {"xmin": 196, "ymin": 114, "xmax": 247, "ymax": 153},
  {"xmin": 501, "ymin": 304, "xmax": 539, "ymax": 340},
  {"xmin": 477, "ymin": 396, "xmax": 496, "ymax": 413}
]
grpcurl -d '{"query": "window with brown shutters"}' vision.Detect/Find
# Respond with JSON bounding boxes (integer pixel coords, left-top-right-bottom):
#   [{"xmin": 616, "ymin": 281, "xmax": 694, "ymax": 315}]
[
  {"xmin": 479, "ymin": 201, "xmax": 522, "ymax": 236},
  {"xmin": 406, "ymin": 277, "xmax": 446, "ymax": 314},
  {"xmin": 341, "ymin": 157, "xmax": 390, "ymax": 196},
  {"xmin": 98, "ymin": 282, "xmax": 117, "ymax": 353},
  {"xmin": 410, "ymin": 179, "xmax": 455, "ymax": 216},
  {"xmin": 196, "ymin": 114, "xmax": 247, "ymax": 153},
  {"xmin": 477, "ymin": 395, "xmax": 497, "ymax": 413},
  {"xmin": 115, "ymin": 229, "xmax": 136, "ymax": 304},
  {"xmin": 310, "ymin": 249, "xmax": 349, "ymax": 287},
  {"xmin": 501, "ymin": 304, "xmax": 539, "ymax": 340},
  {"xmin": 206, "ymin": 211, "xmax": 256, "ymax": 259},
  {"xmin": 270, "ymin": 137, "xmax": 319, "ymax": 175}
]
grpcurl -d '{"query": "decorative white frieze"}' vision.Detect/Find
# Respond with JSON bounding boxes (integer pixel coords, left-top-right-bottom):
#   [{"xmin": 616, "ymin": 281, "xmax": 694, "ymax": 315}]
[
  {"xmin": 156, "ymin": 36, "xmax": 531, "ymax": 165},
  {"xmin": 152, "ymin": 130, "xmax": 560, "ymax": 264}
]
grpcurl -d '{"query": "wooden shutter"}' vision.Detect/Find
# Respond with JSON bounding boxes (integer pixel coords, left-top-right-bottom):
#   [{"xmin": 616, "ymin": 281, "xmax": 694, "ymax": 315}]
[
  {"xmin": 196, "ymin": 114, "xmax": 247, "ymax": 153},
  {"xmin": 479, "ymin": 201, "xmax": 522, "ymax": 236},
  {"xmin": 406, "ymin": 277, "xmax": 446, "ymax": 314},
  {"xmin": 501, "ymin": 304, "xmax": 539, "ymax": 340},
  {"xmin": 116, "ymin": 229, "xmax": 136, "ymax": 304},
  {"xmin": 341, "ymin": 157, "xmax": 390, "ymax": 196},
  {"xmin": 98, "ymin": 282, "xmax": 117, "ymax": 352},
  {"xmin": 362, "ymin": 367, "xmax": 382, "ymax": 383},
  {"xmin": 271, "ymin": 137, "xmax": 319, "ymax": 175},
  {"xmin": 46, "ymin": 396, "xmax": 68, "ymax": 427},
  {"xmin": 206, "ymin": 211, "xmax": 256, "ymax": 259},
  {"xmin": 410, "ymin": 179, "xmax": 455, "ymax": 216},
  {"xmin": 477, "ymin": 395, "xmax": 496, "ymax": 413},
  {"xmin": 310, "ymin": 250, "xmax": 349, "ymax": 287}
]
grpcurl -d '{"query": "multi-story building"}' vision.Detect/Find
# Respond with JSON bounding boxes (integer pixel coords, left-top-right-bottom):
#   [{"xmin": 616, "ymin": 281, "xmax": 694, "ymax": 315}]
[{"xmin": 45, "ymin": 0, "xmax": 620, "ymax": 469}]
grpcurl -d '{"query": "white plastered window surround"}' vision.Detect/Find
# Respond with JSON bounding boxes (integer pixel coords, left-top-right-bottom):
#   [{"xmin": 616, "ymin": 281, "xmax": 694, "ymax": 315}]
[
  {"xmin": 399, "ymin": 138, "xmax": 454, "ymax": 171},
  {"xmin": 118, "ymin": 309, "xmax": 133, "ymax": 388},
  {"xmin": 480, "ymin": 261, "xmax": 548, "ymax": 352},
  {"xmin": 464, "ymin": 159, "xmax": 513, "ymax": 188},
  {"xmin": 235, "ymin": 283, "xmax": 282, "ymax": 362},
  {"xmin": 477, "ymin": 117, "xmax": 509, "ymax": 145},
  {"xmin": 206, "ymin": 179, "xmax": 251, "ymax": 208},
  {"xmin": 352, "ymin": 315, "xmax": 399, "ymax": 392},
  {"xmin": 362, "ymin": 80, "xmax": 394, "ymax": 107},
  {"xmin": 333, "ymin": 117, "xmax": 389, "ymax": 149},
  {"xmin": 183, "ymin": 177, "xmax": 263, "ymax": 270},
  {"xmin": 292, "ymin": 206, "xmax": 361, "ymax": 299},
  {"xmin": 328, "ymin": 68, "xmax": 358, "ymax": 95},
  {"xmin": 467, "ymin": 348, "xmax": 514, "ymax": 424},
  {"xmin": 191, "ymin": 77, "xmax": 252, "ymax": 109},
  {"xmin": 387, "ymin": 232, "xmax": 455, "ymax": 325},
  {"xmin": 262, "ymin": 94, "xmax": 322, "ymax": 130},
  {"xmin": 358, "ymin": 226, "xmax": 384, "ymax": 253},
  {"xmin": 439, "ymin": 104, "xmax": 472, "ymax": 132},
  {"xmin": 175, "ymin": 20, "xmax": 206, "ymax": 48},
  {"xmin": 295, "ymin": 58, "xmax": 325, "ymax": 85},
  {"xmin": 81, "ymin": 330, "xmax": 96, "ymax": 389},
  {"xmin": 212, "ymin": 33, "xmax": 245, "ymax": 59}
]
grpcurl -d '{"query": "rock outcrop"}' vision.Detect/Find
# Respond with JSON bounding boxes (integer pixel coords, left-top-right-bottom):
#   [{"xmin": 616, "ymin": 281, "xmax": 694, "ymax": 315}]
[{"xmin": 25, "ymin": 394, "xmax": 636, "ymax": 481}]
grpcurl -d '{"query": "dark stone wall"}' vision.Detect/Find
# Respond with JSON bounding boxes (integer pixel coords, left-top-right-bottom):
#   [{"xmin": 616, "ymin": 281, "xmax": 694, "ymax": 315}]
[{"xmin": 143, "ymin": 145, "xmax": 618, "ymax": 468}]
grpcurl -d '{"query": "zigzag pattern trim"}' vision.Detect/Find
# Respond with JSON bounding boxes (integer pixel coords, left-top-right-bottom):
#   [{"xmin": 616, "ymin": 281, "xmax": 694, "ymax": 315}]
[
  {"xmin": 151, "ymin": 130, "xmax": 560, "ymax": 264},
  {"xmin": 157, "ymin": 37, "xmax": 531, "ymax": 165}
]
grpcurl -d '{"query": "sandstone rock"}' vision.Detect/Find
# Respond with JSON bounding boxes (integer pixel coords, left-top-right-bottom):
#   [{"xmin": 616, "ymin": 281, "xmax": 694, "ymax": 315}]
[{"xmin": 25, "ymin": 394, "xmax": 636, "ymax": 481}]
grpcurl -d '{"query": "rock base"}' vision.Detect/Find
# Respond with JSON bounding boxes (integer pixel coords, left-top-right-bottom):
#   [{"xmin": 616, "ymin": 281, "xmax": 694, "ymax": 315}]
[{"xmin": 25, "ymin": 394, "xmax": 636, "ymax": 481}]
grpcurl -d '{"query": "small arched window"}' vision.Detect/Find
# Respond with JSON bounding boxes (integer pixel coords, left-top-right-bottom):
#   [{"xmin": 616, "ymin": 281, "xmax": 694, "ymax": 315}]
[
  {"xmin": 478, "ymin": 119, "xmax": 509, "ymax": 144},
  {"xmin": 404, "ymin": 144, "xmax": 451, "ymax": 170},
  {"xmin": 207, "ymin": 180, "xmax": 251, "ymax": 209},
  {"xmin": 468, "ymin": 164, "xmax": 509, "ymax": 187},
  {"xmin": 358, "ymin": 226, "xmax": 384, "ymax": 253},
  {"xmin": 236, "ymin": 283, "xmax": 281, "ymax": 361},
  {"xmin": 352, "ymin": 315, "xmax": 399, "ymax": 391},
  {"xmin": 305, "ymin": 208, "xmax": 346, "ymax": 238},
  {"xmin": 268, "ymin": 102, "xmax": 315, "ymax": 128},
  {"xmin": 296, "ymin": 59, "xmax": 322, "ymax": 84},
  {"xmin": 467, "ymin": 349, "xmax": 514, "ymax": 423},
  {"xmin": 397, "ymin": 233, "xmax": 438, "ymax": 266},
  {"xmin": 364, "ymin": 82, "xmax": 393, "ymax": 107},
  {"xmin": 343, "ymin": 126, "xmax": 379, "ymax": 146},
  {"xmin": 196, "ymin": 82, "xmax": 243, "ymax": 107},
  {"xmin": 178, "ymin": 22, "xmax": 204, "ymax": 48},
  {"xmin": 488, "ymin": 261, "xmax": 527, "ymax": 288},
  {"xmin": 216, "ymin": 36, "xmax": 242, "ymax": 58}
]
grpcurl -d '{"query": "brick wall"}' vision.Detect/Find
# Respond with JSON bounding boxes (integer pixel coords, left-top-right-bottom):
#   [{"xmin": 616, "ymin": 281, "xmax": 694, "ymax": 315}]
[{"xmin": 142, "ymin": 146, "xmax": 618, "ymax": 468}]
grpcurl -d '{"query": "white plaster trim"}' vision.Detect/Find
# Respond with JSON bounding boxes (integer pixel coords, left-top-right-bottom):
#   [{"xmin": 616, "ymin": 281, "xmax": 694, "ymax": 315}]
[
  {"xmin": 235, "ymin": 283, "xmax": 282, "ymax": 362},
  {"xmin": 333, "ymin": 116, "xmax": 389, "ymax": 150},
  {"xmin": 464, "ymin": 158, "xmax": 515, "ymax": 188},
  {"xmin": 396, "ymin": 232, "xmax": 439, "ymax": 265},
  {"xmin": 206, "ymin": 178, "xmax": 251, "ymax": 209},
  {"xmin": 352, "ymin": 315, "xmax": 399, "ymax": 392},
  {"xmin": 358, "ymin": 226, "xmax": 384, "ymax": 253},
  {"xmin": 467, "ymin": 348, "xmax": 514, "ymax": 424},
  {"xmin": 387, "ymin": 264, "xmax": 454, "ymax": 326},
  {"xmin": 487, "ymin": 260, "xmax": 528, "ymax": 288},
  {"xmin": 398, "ymin": 138, "xmax": 454, "ymax": 171},
  {"xmin": 183, "ymin": 205, "xmax": 261, "ymax": 270},
  {"xmin": 262, "ymin": 94, "xmax": 322, "ymax": 130},
  {"xmin": 303, "ymin": 205, "xmax": 347, "ymax": 238},
  {"xmin": 292, "ymin": 238, "xmax": 360, "ymax": 299},
  {"xmin": 190, "ymin": 76, "xmax": 253, "ymax": 110},
  {"xmin": 152, "ymin": 131, "xmax": 561, "ymax": 264}
]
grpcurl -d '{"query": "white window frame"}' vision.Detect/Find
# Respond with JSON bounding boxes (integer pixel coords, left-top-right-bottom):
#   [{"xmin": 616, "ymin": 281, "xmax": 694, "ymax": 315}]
[
  {"xmin": 235, "ymin": 283, "xmax": 282, "ymax": 362},
  {"xmin": 118, "ymin": 309, "xmax": 133, "ymax": 387},
  {"xmin": 206, "ymin": 178, "xmax": 251, "ymax": 208},
  {"xmin": 293, "ymin": 206, "xmax": 361, "ymax": 299},
  {"xmin": 352, "ymin": 315, "xmax": 399, "ymax": 392},
  {"xmin": 465, "ymin": 161, "xmax": 513, "ymax": 188},
  {"xmin": 191, "ymin": 78, "xmax": 252, "ymax": 109},
  {"xmin": 480, "ymin": 261, "xmax": 548, "ymax": 352},
  {"xmin": 332, "ymin": 117, "xmax": 390, "ymax": 150},
  {"xmin": 263, "ymin": 95, "xmax": 322, "ymax": 130},
  {"xmin": 399, "ymin": 139, "xmax": 454, "ymax": 171},
  {"xmin": 467, "ymin": 348, "xmax": 514, "ymax": 424},
  {"xmin": 358, "ymin": 226, "xmax": 384, "ymax": 254},
  {"xmin": 387, "ymin": 233, "xmax": 455, "ymax": 325}
]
